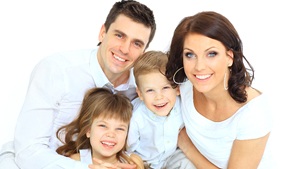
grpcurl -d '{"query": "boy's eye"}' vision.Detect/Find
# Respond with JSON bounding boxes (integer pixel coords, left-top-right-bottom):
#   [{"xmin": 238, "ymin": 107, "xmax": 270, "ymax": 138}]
[
  {"xmin": 146, "ymin": 89, "xmax": 154, "ymax": 92},
  {"xmin": 163, "ymin": 86, "xmax": 171, "ymax": 90}
]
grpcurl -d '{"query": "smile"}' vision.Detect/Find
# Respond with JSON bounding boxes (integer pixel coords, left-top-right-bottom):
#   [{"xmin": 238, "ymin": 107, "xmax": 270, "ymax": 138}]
[
  {"xmin": 101, "ymin": 141, "xmax": 116, "ymax": 146},
  {"xmin": 196, "ymin": 74, "xmax": 211, "ymax": 80},
  {"xmin": 113, "ymin": 54, "xmax": 126, "ymax": 62}
]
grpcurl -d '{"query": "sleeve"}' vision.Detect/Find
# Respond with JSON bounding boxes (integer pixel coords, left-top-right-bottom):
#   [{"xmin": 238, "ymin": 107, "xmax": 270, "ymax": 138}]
[
  {"xmin": 126, "ymin": 104, "xmax": 142, "ymax": 153},
  {"xmin": 236, "ymin": 95, "xmax": 273, "ymax": 140},
  {"xmin": 13, "ymin": 57, "xmax": 88, "ymax": 169}
]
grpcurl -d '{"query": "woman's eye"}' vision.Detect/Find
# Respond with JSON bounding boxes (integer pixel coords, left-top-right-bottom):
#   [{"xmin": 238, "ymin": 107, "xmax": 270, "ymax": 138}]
[
  {"xmin": 208, "ymin": 51, "xmax": 217, "ymax": 57},
  {"xmin": 184, "ymin": 52, "xmax": 195, "ymax": 58}
]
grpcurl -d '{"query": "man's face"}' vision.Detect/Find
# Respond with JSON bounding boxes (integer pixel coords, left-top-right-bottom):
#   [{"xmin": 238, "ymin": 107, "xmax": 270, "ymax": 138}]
[{"xmin": 98, "ymin": 14, "xmax": 151, "ymax": 76}]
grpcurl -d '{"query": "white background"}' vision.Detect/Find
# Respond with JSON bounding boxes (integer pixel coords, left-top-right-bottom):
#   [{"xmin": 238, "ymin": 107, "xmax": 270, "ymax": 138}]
[{"xmin": 0, "ymin": 0, "xmax": 299, "ymax": 168}]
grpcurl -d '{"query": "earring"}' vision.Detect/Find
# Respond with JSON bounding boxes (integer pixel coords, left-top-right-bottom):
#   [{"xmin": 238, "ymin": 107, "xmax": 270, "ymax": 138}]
[
  {"xmin": 173, "ymin": 67, "xmax": 185, "ymax": 85},
  {"xmin": 224, "ymin": 72, "xmax": 228, "ymax": 90}
]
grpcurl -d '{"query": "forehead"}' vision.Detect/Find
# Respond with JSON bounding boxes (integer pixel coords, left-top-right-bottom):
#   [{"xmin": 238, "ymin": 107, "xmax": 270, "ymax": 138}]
[
  {"xmin": 138, "ymin": 72, "xmax": 170, "ymax": 86},
  {"xmin": 109, "ymin": 14, "xmax": 151, "ymax": 45},
  {"xmin": 93, "ymin": 115, "xmax": 129, "ymax": 125},
  {"xmin": 185, "ymin": 33, "xmax": 225, "ymax": 49}
]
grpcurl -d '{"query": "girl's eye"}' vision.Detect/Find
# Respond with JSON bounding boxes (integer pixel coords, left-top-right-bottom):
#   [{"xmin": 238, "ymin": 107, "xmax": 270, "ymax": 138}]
[
  {"xmin": 184, "ymin": 52, "xmax": 195, "ymax": 58},
  {"xmin": 98, "ymin": 124, "xmax": 106, "ymax": 128},
  {"xmin": 116, "ymin": 128, "xmax": 126, "ymax": 131},
  {"xmin": 208, "ymin": 51, "xmax": 217, "ymax": 57}
]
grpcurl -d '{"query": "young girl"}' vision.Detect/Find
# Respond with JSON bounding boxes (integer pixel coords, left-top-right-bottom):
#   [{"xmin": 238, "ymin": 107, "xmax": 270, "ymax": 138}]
[{"xmin": 56, "ymin": 87, "xmax": 144, "ymax": 169}]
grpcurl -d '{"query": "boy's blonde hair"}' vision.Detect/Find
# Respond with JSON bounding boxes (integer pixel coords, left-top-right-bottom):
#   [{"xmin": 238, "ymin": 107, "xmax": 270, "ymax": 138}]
[{"xmin": 133, "ymin": 51, "xmax": 168, "ymax": 88}]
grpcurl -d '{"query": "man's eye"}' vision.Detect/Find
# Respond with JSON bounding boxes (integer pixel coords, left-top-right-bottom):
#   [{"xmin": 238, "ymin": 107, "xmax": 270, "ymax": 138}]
[{"xmin": 116, "ymin": 34, "xmax": 123, "ymax": 38}]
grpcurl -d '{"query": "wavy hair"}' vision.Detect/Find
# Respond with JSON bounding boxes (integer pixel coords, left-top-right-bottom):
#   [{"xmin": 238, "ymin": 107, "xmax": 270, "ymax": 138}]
[
  {"xmin": 56, "ymin": 87, "xmax": 137, "ymax": 165},
  {"xmin": 166, "ymin": 11, "xmax": 254, "ymax": 103}
]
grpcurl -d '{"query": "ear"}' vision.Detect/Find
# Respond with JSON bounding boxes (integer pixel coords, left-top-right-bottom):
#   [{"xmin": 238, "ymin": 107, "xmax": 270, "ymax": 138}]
[
  {"xmin": 98, "ymin": 24, "xmax": 106, "ymax": 42},
  {"xmin": 226, "ymin": 50, "xmax": 234, "ymax": 67},
  {"xmin": 136, "ymin": 87, "xmax": 144, "ymax": 101},
  {"xmin": 175, "ymin": 86, "xmax": 180, "ymax": 96},
  {"xmin": 86, "ymin": 129, "xmax": 91, "ymax": 138}
]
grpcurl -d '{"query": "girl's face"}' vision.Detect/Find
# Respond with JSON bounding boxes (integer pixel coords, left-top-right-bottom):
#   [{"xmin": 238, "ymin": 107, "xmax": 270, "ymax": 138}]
[
  {"xmin": 86, "ymin": 116, "xmax": 129, "ymax": 162},
  {"xmin": 182, "ymin": 33, "xmax": 233, "ymax": 94},
  {"xmin": 136, "ymin": 71, "xmax": 180, "ymax": 116}
]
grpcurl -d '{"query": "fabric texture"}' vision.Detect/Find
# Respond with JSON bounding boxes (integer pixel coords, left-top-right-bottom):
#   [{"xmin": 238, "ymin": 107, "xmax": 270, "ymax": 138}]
[
  {"xmin": 127, "ymin": 97, "xmax": 184, "ymax": 169},
  {"xmin": 0, "ymin": 48, "xmax": 137, "ymax": 169},
  {"xmin": 180, "ymin": 80, "xmax": 273, "ymax": 169}
]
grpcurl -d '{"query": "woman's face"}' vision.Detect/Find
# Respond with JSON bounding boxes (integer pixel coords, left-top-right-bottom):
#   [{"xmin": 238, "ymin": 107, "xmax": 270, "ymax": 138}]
[
  {"xmin": 182, "ymin": 33, "xmax": 233, "ymax": 93},
  {"xmin": 86, "ymin": 116, "xmax": 129, "ymax": 161}
]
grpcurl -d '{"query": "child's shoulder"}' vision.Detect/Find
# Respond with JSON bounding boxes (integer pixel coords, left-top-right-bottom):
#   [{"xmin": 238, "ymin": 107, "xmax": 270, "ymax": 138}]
[{"xmin": 70, "ymin": 153, "xmax": 80, "ymax": 161}]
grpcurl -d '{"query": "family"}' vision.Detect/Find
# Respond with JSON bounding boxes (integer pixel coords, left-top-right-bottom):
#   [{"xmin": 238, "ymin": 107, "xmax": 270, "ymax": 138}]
[{"xmin": 0, "ymin": 0, "xmax": 273, "ymax": 169}]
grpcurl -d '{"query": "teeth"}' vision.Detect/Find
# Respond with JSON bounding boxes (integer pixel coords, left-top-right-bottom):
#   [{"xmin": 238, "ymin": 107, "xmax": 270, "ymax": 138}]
[
  {"xmin": 196, "ymin": 74, "xmax": 211, "ymax": 80},
  {"xmin": 114, "ymin": 54, "xmax": 125, "ymax": 62},
  {"xmin": 102, "ymin": 141, "xmax": 116, "ymax": 146},
  {"xmin": 155, "ymin": 103, "xmax": 167, "ymax": 107}
]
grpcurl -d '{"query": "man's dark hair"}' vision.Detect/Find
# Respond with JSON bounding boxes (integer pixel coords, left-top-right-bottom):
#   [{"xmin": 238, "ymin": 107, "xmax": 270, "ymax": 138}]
[{"xmin": 97, "ymin": 0, "xmax": 156, "ymax": 49}]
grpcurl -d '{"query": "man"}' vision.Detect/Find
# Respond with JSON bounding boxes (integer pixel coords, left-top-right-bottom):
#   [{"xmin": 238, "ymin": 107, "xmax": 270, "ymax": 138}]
[{"xmin": 0, "ymin": 1, "xmax": 156, "ymax": 168}]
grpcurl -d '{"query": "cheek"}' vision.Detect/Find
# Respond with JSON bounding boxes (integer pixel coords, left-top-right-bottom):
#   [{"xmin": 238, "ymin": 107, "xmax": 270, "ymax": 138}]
[
  {"xmin": 183, "ymin": 60, "xmax": 193, "ymax": 75},
  {"xmin": 118, "ymin": 133, "xmax": 128, "ymax": 143}
]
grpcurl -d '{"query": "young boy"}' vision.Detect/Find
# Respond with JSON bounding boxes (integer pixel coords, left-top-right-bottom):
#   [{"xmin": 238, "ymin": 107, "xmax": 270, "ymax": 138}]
[{"xmin": 127, "ymin": 51, "xmax": 195, "ymax": 169}]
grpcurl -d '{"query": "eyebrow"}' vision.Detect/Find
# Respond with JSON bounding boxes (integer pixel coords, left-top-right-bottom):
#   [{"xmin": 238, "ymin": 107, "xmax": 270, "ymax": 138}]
[
  {"xmin": 184, "ymin": 46, "xmax": 216, "ymax": 53},
  {"xmin": 95, "ymin": 119, "xmax": 128, "ymax": 128},
  {"xmin": 114, "ymin": 29, "xmax": 145, "ymax": 47}
]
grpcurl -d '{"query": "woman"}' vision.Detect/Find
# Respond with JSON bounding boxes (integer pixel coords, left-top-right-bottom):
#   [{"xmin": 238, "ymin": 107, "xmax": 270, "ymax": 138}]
[{"xmin": 166, "ymin": 11, "xmax": 273, "ymax": 169}]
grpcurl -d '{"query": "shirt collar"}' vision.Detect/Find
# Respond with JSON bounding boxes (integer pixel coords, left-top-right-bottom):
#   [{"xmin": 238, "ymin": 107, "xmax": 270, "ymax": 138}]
[
  {"xmin": 90, "ymin": 49, "xmax": 136, "ymax": 90},
  {"xmin": 90, "ymin": 49, "xmax": 110, "ymax": 87}
]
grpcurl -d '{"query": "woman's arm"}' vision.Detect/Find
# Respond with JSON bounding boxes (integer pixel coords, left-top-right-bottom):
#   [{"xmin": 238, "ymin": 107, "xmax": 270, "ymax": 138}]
[
  {"xmin": 178, "ymin": 128, "xmax": 219, "ymax": 169},
  {"xmin": 228, "ymin": 132, "xmax": 270, "ymax": 169}
]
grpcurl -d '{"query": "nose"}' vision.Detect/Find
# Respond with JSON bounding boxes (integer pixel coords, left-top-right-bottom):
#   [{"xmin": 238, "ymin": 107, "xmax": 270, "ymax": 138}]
[
  {"xmin": 155, "ymin": 91, "xmax": 164, "ymax": 100},
  {"xmin": 106, "ymin": 131, "xmax": 116, "ymax": 138},
  {"xmin": 194, "ymin": 57, "xmax": 206, "ymax": 71},
  {"xmin": 120, "ymin": 40, "xmax": 130, "ymax": 54}
]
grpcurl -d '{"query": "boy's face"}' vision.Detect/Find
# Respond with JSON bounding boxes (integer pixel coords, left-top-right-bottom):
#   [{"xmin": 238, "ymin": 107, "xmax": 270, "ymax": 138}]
[
  {"xmin": 136, "ymin": 71, "xmax": 180, "ymax": 116},
  {"xmin": 98, "ymin": 14, "xmax": 151, "ymax": 76}
]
